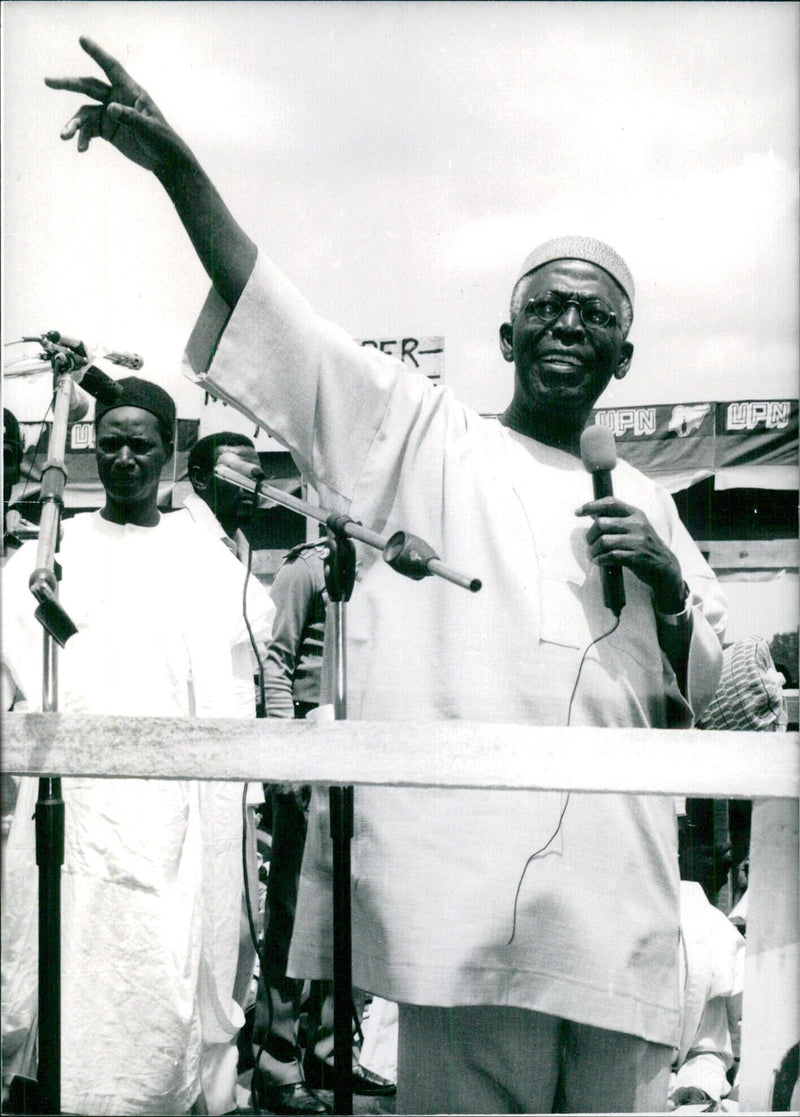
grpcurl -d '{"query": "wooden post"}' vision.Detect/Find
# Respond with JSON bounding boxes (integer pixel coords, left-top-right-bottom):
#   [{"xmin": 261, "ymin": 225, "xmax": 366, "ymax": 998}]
[{"xmin": 738, "ymin": 798, "xmax": 800, "ymax": 1111}]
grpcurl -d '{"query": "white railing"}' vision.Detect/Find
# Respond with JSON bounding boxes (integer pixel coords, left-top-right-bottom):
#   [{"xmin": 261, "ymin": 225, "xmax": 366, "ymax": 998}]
[
  {"xmin": 4, "ymin": 715, "xmax": 797, "ymax": 796},
  {"xmin": 4, "ymin": 714, "xmax": 799, "ymax": 1112}
]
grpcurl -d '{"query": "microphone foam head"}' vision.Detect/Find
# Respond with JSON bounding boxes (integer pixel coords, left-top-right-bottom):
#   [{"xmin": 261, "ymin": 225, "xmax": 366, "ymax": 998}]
[
  {"xmin": 216, "ymin": 450, "xmax": 264, "ymax": 481},
  {"xmin": 68, "ymin": 386, "xmax": 91, "ymax": 423},
  {"xmin": 216, "ymin": 451, "xmax": 238, "ymax": 470},
  {"xmin": 580, "ymin": 423, "xmax": 617, "ymax": 472}
]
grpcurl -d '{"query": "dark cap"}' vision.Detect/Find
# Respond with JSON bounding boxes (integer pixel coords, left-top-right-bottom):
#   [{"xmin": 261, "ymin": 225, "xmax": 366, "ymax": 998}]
[
  {"xmin": 95, "ymin": 376, "xmax": 176, "ymax": 445},
  {"xmin": 4, "ymin": 408, "xmax": 21, "ymax": 448}
]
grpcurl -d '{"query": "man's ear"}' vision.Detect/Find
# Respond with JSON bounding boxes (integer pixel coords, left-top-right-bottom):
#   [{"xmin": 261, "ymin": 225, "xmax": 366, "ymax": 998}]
[
  {"xmin": 499, "ymin": 322, "xmax": 514, "ymax": 363},
  {"xmin": 615, "ymin": 341, "xmax": 633, "ymax": 380},
  {"xmin": 189, "ymin": 464, "xmax": 208, "ymax": 493}
]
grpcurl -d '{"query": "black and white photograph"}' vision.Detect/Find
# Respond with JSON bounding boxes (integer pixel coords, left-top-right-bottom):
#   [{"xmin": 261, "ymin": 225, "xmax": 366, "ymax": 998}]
[{"xmin": 2, "ymin": 3, "xmax": 798, "ymax": 1115}]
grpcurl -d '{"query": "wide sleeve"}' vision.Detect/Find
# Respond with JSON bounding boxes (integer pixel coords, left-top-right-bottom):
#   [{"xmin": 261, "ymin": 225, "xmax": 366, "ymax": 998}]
[{"xmin": 183, "ymin": 252, "xmax": 404, "ymax": 512}]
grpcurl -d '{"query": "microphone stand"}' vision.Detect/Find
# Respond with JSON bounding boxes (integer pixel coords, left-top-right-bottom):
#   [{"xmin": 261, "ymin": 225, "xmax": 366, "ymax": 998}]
[
  {"xmin": 214, "ymin": 461, "xmax": 482, "ymax": 594},
  {"xmin": 26, "ymin": 338, "xmax": 84, "ymax": 1116},
  {"xmin": 218, "ymin": 462, "xmax": 480, "ymax": 1114},
  {"xmin": 322, "ymin": 525, "xmax": 357, "ymax": 1116}
]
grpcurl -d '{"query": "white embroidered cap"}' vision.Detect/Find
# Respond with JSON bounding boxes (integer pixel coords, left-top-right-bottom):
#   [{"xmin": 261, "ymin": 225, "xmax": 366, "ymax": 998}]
[{"xmin": 516, "ymin": 236, "xmax": 635, "ymax": 306}]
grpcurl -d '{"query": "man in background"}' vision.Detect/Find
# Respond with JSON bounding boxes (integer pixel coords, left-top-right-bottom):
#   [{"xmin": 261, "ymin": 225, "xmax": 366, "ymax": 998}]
[
  {"xmin": 3, "ymin": 408, "xmax": 23, "ymax": 558},
  {"xmin": 183, "ymin": 430, "xmax": 275, "ymax": 716},
  {"xmin": 2, "ymin": 379, "xmax": 269, "ymax": 1114},
  {"xmin": 186, "ymin": 430, "xmax": 262, "ymax": 559}
]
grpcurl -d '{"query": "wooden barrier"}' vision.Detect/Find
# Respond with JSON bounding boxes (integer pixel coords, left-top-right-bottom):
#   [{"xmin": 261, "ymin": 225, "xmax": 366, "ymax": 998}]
[
  {"xmin": 4, "ymin": 713, "xmax": 799, "ymax": 1110},
  {"xmin": 4, "ymin": 714, "xmax": 798, "ymax": 797}
]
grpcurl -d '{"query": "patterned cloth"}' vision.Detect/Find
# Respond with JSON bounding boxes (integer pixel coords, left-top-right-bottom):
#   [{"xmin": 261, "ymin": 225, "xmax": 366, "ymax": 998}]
[
  {"xmin": 698, "ymin": 636, "xmax": 788, "ymax": 731},
  {"xmin": 515, "ymin": 235, "xmax": 635, "ymax": 304}
]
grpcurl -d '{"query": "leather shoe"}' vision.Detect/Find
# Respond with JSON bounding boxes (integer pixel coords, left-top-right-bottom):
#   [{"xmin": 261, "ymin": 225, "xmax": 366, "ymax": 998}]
[
  {"xmin": 303, "ymin": 1052, "xmax": 396, "ymax": 1097},
  {"xmin": 251, "ymin": 1070, "xmax": 331, "ymax": 1115}
]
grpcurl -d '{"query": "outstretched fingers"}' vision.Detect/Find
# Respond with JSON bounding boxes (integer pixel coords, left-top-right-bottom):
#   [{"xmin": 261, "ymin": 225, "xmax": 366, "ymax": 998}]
[
  {"xmin": 44, "ymin": 76, "xmax": 110, "ymax": 101},
  {"xmin": 78, "ymin": 35, "xmax": 136, "ymax": 89},
  {"xmin": 46, "ymin": 37, "xmax": 186, "ymax": 175}
]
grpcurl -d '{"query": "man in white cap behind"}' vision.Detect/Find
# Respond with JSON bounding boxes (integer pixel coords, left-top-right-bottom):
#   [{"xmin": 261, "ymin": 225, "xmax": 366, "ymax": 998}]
[{"xmin": 47, "ymin": 40, "xmax": 727, "ymax": 1113}]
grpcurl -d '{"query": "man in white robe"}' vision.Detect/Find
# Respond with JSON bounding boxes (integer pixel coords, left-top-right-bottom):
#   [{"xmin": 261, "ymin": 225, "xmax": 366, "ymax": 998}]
[
  {"xmin": 2, "ymin": 379, "xmax": 271, "ymax": 1115},
  {"xmin": 45, "ymin": 40, "xmax": 726, "ymax": 1113}
]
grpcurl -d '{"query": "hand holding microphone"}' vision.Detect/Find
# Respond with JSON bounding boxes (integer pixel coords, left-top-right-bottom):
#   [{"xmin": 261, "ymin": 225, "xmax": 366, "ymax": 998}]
[
  {"xmin": 579, "ymin": 425, "xmax": 626, "ymax": 616},
  {"xmin": 578, "ymin": 424, "xmax": 686, "ymax": 618}
]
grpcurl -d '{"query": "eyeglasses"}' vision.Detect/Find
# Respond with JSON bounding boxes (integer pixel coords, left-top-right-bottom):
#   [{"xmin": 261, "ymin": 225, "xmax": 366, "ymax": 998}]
[{"xmin": 524, "ymin": 294, "xmax": 617, "ymax": 330}]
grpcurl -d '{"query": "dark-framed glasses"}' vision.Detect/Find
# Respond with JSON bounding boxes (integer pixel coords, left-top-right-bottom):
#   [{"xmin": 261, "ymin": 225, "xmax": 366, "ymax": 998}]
[{"xmin": 524, "ymin": 294, "xmax": 617, "ymax": 329}]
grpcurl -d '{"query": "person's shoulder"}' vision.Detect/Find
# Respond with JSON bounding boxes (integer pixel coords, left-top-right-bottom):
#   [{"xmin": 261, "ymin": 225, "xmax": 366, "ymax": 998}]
[
  {"xmin": 282, "ymin": 540, "xmax": 329, "ymax": 566},
  {"xmin": 59, "ymin": 510, "xmax": 104, "ymax": 543},
  {"xmin": 158, "ymin": 508, "xmax": 235, "ymax": 562},
  {"xmin": 159, "ymin": 506, "xmax": 209, "ymax": 536},
  {"xmin": 274, "ymin": 540, "xmax": 328, "ymax": 587}
]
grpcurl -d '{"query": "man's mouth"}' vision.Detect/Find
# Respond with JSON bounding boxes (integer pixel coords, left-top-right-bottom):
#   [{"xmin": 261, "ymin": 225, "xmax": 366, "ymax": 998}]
[
  {"xmin": 536, "ymin": 352, "xmax": 588, "ymax": 386},
  {"xmin": 538, "ymin": 350, "xmax": 585, "ymax": 368}
]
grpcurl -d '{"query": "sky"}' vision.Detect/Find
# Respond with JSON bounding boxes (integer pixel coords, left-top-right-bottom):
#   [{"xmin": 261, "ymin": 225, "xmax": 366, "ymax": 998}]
[{"xmin": 2, "ymin": 0, "xmax": 798, "ymax": 426}]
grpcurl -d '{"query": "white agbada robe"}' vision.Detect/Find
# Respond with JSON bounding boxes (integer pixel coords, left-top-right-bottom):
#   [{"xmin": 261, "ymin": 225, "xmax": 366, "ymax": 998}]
[
  {"xmin": 183, "ymin": 252, "xmax": 726, "ymax": 1047},
  {"xmin": 1, "ymin": 510, "xmax": 272, "ymax": 1115}
]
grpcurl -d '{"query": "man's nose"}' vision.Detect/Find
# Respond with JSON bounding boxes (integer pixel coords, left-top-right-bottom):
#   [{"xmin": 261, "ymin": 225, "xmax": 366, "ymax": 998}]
[
  {"xmin": 552, "ymin": 304, "xmax": 584, "ymax": 338},
  {"xmin": 115, "ymin": 445, "xmax": 135, "ymax": 467}
]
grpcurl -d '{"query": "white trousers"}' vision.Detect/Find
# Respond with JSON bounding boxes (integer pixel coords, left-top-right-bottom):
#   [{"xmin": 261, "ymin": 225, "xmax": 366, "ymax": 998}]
[{"xmin": 397, "ymin": 1004, "xmax": 672, "ymax": 1114}]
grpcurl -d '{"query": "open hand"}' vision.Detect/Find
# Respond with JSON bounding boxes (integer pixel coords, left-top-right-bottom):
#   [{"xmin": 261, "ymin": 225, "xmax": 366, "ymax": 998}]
[
  {"xmin": 576, "ymin": 496, "xmax": 686, "ymax": 613},
  {"xmin": 45, "ymin": 36, "xmax": 190, "ymax": 176}
]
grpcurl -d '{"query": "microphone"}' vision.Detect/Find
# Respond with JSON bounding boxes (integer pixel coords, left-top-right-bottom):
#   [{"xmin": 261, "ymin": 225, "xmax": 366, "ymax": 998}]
[
  {"xmin": 216, "ymin": 451, "xmax": 265, "ymax": 483},
  {"xmin": 68, "ymin": 383, "xmax": 92, "ymax": 422},
  {"xmin": 101, "ymin": 349, "xmax": 144, "ymax": 371},
  {"xmin": 74, "ymin": 365, "xmax": 125, "ymax": 407},
  {"xmin": 44, "ymin": 332, "xmax": 142, "ymax": 371},
  {"xmin": 580, "ymin": 424, "xmax": 626, "ymax": 617}
]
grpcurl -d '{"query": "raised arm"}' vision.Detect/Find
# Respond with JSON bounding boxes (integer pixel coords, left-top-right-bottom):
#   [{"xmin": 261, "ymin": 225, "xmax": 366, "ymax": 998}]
[{"xmin": 45, "ymin": 37, "xmax": 256, "ymax": 307}]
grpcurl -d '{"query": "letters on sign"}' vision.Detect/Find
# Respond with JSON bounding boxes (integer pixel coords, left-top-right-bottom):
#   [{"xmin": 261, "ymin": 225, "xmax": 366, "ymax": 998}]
[
  {"xmin": 594, "ymin": 408, "xmax": 657, "ymax": 439},
  {"xmin": 359, "ymin": 337, "xmax": 444, "ymax": 382},
  {"xmin": 727, "ymin": 401, "xmax": 791, "ymax": 431}
]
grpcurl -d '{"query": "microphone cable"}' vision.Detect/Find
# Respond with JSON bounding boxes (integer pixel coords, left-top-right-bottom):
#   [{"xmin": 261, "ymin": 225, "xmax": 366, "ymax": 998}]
[
  {"xmin": 237, "ymin": 482, "xmax": 274, "ymax": 1112},
  {"xmin": 242, "ymin": 480, "xmax": 267, "ymax": 717},
  {"xmin": 506, "ymin": 613, "xmax": 621, "ymax": 945},
  {"xmin": 566, "ymin": 614, "xmax": 620, "ymax": 727}
]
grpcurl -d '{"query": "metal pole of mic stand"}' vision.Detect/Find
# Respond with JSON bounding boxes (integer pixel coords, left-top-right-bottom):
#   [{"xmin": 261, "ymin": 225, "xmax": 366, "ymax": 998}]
[
  {"xmin": 28, "ymin": 353, "xmax": 81, "ymax": 1115},
  {"xmin": 323, "ymin": 530, "xmax": 357, "ymax": 1116}
]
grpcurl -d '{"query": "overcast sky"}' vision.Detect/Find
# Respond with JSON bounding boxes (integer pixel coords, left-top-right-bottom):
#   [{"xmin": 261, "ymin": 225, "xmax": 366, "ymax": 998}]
[{"xmin": 3, "ymin": 1, "xmax": 798, "ymax": 421}]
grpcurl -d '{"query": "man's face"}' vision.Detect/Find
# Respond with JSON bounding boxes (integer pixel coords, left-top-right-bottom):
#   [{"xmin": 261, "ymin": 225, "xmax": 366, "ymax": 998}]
[
  {"xmin": 95, "ymin": 407, "xmax": 170, "ymax": 510},
  {"xmin": 202, "ymin": 443, "xmax": 261, "ymax": 526},
  {"xmin": 500, "ymin": 259, "xmax": 633, "ymax": 423}
]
